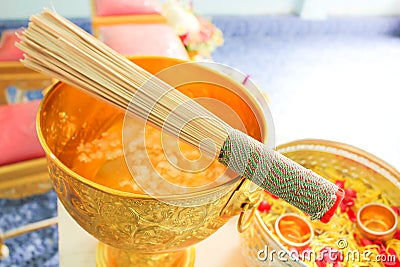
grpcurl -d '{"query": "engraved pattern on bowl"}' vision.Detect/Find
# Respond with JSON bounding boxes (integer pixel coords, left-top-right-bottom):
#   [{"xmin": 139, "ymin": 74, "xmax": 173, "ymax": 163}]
[{"xmin": 37, "ymin": 57, "xmax": 272, "ymax": 253}]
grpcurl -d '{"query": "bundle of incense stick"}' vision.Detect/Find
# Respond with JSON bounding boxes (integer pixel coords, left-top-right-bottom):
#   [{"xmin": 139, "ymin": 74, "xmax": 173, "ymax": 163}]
[{"xmin": 17, "ymin": 10, "xmax": 344, "ymax": 223}]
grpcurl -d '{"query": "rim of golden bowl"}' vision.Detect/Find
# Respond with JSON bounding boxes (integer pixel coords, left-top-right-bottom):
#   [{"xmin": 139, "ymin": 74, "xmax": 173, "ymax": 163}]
[
  {"xmin": 274, "ymin": 213, "xmax": 314, "ymax": 248},
  {"xmin": 36, "ymin": 56, "xmax": 272, "ymax": 200},
  {"xmin": 277, "ymin": 139, "xmax": 400, "ymax": 179},
  {"xmin": 357, "ymin": 202, "xmax": 398, "ymax": 236}
]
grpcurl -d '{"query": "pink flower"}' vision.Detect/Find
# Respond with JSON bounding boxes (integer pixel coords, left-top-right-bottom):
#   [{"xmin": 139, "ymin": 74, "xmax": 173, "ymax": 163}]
[
  {"xmin": 335, "ymin": 180, "xmax": 345, "ymax": 189},
  {"xmin": 315, "ymin": 247, "xmax": 344, "ymax": 267},
  {"xmin": 257, "ymin": 200, "xmax": 271, "ymax": 212},
  {"xmin": 380, "ymin": 247, "xmax": 400, "ymax": 267},
  {"xmin": 179, "ymin": 33, "xmax": 190, "ymax": 46},
  {"xmin": 394, "ymin": 229, "xmax": 400, "ymax": 240},
  {"xmin": 335, "ymin": 180, "xmax": 357, "ymax": 221},
  {"xmin": 344, "ymin": 188, "xmax": 357, "ymax": 199},
  {"xmin": 392, "ymin": 206, "xmax": 400, "ymax": 216},
  {"xmin": 360, "ymin": 238, "xmax": 373, "ymax": 246},
  {"xmin": 346, "ymin": 208, "xmax": 356, "ymax": 222}
]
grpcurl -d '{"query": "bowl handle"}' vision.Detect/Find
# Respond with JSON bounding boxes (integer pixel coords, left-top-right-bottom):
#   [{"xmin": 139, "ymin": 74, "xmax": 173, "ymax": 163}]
[
  {"xmin": 237, "ymin": 203, "xmax": 257, "ymax": 233},
  {"xmin": 219, "ymin": 178, "xmax": 262, "ymax": 230}
]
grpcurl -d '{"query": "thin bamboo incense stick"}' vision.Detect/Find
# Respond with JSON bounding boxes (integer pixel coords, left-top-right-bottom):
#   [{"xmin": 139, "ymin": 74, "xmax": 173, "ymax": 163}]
[{"xmin": 16, "ymin": 9, "xmax": 344, "ymax": 222}]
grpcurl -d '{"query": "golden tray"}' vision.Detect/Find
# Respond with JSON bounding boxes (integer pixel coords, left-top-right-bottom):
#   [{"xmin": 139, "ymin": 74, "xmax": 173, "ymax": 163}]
[{"xmin": 240, "ymin": 139, "xmax": 400, "ymax": 267}]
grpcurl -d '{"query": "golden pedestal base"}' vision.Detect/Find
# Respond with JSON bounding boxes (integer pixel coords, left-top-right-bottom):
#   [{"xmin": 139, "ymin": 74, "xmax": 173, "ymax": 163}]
[{"xmin": 96, "ymin": 242, "xmax": 195, "ymax": 267}]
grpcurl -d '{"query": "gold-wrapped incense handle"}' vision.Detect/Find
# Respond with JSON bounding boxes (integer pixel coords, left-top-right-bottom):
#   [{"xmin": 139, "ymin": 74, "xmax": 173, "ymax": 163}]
[{"xmin": 219, "ymin": 129, "xmax": 345, "ymax": 222}]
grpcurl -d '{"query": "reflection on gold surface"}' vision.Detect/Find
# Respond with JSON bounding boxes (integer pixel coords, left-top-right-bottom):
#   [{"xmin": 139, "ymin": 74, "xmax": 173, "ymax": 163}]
[
  {"xmin": 37, "ymin": 56, "xmax": 270, "ymax": 266},
  {"xmin": 275, "ymin": 213, "xmax": 313, "ymax": 248},
  {"xmin": 97, "ymin": 242, "xmax": 196, "ymax": 267},
  {"xmin": 357, "ymin": 203, "xmax": 398, "ymax": 241}
]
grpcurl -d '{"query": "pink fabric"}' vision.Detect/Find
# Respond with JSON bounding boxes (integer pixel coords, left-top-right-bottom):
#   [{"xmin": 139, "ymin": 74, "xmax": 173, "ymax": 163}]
[
  {"xmin": 0, "ymin": 29, "xmax": 24, "ymax": 61},
  {"xmin": 99, "ymin": 24, "xmax": 189, "ymax": 60},
  {"xmin": 95, "ymin": 0, "xmax": 161, "ymax": 16},
  {"xmin": 0, "ymin": 100, "xmax": 45, "ymax": 166}
]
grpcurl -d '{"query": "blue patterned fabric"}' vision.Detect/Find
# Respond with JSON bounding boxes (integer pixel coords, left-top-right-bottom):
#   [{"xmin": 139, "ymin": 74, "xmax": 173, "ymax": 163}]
[
  {"xmin": 0, "ymin": 191, "xmax": 58, "ymax": 267},
  {"xmin": 1, "ymin": 15, "xmax": 400, "ymax": 266}
]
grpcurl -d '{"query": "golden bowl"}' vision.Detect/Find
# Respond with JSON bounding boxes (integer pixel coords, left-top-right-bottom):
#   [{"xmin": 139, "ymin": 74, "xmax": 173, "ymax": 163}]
[
  {"xmin": 357, "ymin": 202, "xmax": 398, "ymax": 242},
  {"xmin": 37, "ymin": 56, "xmax": 273, "ymax": 266},
  {"xmin": 274, "ymin": 213, "xmax": 314, "ymax": 249},
  {"xmin": 240, "ymin": 139, "xmax": 400, "ymax": 267}
]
